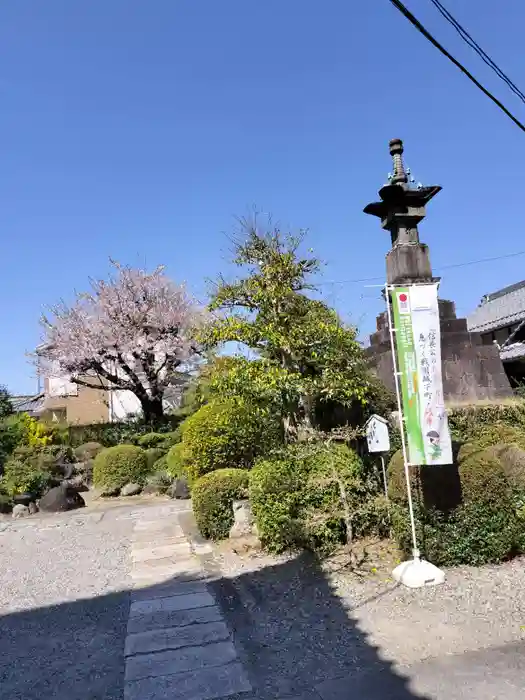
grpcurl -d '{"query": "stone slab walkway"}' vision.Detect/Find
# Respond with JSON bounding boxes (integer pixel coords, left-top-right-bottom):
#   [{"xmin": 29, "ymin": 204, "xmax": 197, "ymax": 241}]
[{"xmin": 124, "ymin": 506, "xmax": 252, "ymax": 700}]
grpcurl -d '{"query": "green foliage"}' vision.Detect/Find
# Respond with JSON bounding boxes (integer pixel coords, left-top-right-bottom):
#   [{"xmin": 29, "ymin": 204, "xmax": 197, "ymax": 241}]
[
  {"xmin": 93, "ymin": 445, "xmax": 150, "ymax": 490},
  {"xmin": 199, "ymin": 219, "xmax": 372, "ymax": 440},
  {"xmin": 13, "ymin": 444, "xmax": 74, "ymax": 473},
  {"xmin": 447, "ymin": 403, "xmax": 525, "ymax": 443},
  {"xmin": 145, "ymin": 447, "xmax": 166, "ymax": 470},
  {"xmin": 74, "ymin": 441, "xmax": 104, "ymax": 462},
  {"xmin": 192, "ymin": 468, "xmax": 249, "ymax": 540},
  {"xmin": 458, "ymin": 447, "xmax": 510, "ymax": 505},
  {"xmin": 390, "ymin": 442, "xmax": 523, "ymax": 566},
  {"xmin": 136, "ymin": 432, "xmax": 168, "ymax": 448},
  {"xmin": 458, "ymin": 423, "xmax": 525, "ymax": 462},
  {"xmin": 179, "ymin": 399, "xmax": 281, "ymax": 481},
  {"xmin": 1, "ymin": 458, "xmax": 52, "ymax": 497},
  {"xmin": 249, "ymin": 442, "xmax": 377, "ymax": 554},
  {"xmin": 0, "ymin": 385, "xmax": 13, "ymax": 419},
  {"xmin": 392, "ymin": 500, "xmax": 522, "ymax": 567},
  {"xmin": 166, "ymin": 443, "xmax": 188, "ymax": 478},
  {"xmin": 490, "ymin": 443, "xmax": 525, "ymax": 492},
  {"xmin": 66, "ymin": 419, "xmax": 181, "ymax": 448}
]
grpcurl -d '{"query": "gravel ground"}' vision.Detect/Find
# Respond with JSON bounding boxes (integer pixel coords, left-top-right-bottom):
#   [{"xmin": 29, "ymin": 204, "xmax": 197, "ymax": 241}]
[
  {"xmin": 0, "ymin": 507, "xmax": 133, "ymax": 699},
  {"xmin": 209, "ymin": 539, "xmax": 525, "ymax": 699}
]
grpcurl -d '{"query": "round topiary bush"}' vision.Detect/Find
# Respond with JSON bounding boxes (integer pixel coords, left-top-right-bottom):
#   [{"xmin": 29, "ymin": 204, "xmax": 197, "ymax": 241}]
[
  {"xmin": 458, "ymin": 446, "xmax": 510, "ymax": 505},
  {"xmin": 93, "ymin": 445, "xmax": 150, "ymax": 490},
  {"xmin": 458, "ymin": 423, "xmax": 525, "ymax": 463},
  {"xmin": 192, "ymin": 468, "xmax": 249, "ymax": 540},
  {"xmin": 180, "ymin": 400, "xmax": 281, "ymax": 481},
  {"xmin": 387, "ymin": 450, "xmax": 412, "ymax": 504},
  {"xmin": 74, "ymin": 442, "xmax": 104, "ymax": 462},
  {"xmin": 489, "ymin": 443, "xmax": 525, "ymax": 492}
]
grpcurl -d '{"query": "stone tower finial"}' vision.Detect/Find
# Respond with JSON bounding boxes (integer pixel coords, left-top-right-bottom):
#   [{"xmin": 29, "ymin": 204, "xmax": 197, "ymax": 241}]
[{"xmin": 389, "ymin": 138, "xmax": 408, "ymax": 185}]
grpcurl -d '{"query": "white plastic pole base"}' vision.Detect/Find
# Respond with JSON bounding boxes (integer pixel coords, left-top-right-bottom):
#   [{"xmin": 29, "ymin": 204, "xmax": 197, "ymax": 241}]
[{"xmin": 392, "ymin": 557, "xmax": 445, "ymax": 589}]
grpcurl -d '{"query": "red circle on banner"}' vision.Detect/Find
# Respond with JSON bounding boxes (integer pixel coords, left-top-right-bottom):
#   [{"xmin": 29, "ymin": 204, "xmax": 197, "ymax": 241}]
[{"xmin": 399, "ymin": 293, "xmax": 408, "ymax": 302}]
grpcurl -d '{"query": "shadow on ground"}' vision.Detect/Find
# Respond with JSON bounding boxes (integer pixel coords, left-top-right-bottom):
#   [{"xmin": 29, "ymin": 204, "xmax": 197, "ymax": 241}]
[{"xmin": 0, "ymin": 548, "xmax": 433, "ymax": 700}]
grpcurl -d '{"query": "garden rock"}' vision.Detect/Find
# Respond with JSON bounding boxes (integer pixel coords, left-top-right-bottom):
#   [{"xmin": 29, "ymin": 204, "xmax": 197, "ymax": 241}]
[
  {"xmin": 12, "ymin": 504, "xmax": 30, "ymax": 519},
  {"xmin": 120, "ymin": 482, "xmax": 142, "ymax": 497},
  {"xmin": 64, "ymin": 474, "xmax": 89, "ymax": 493},
  {"xmin": 168, "ymin": 477, "xmax": 190, "ymax": 500},
  {"xmin": 229, "ymin": 499, "xmax": 256, "ymax": 538},
  {"xmin": 100, "ymin": 485, "xmax": 121, "ymax": 497},
  {"xmin": 38, "ymin": 484, "xmax": 85, "ymax": 513},
  {"xmin": 28, "ymin": 502, "xmax": 39, "ymax": 515}
]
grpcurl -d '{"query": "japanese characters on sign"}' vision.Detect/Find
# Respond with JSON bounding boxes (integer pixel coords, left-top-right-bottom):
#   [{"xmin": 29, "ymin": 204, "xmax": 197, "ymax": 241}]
[{"xmin": 391, "ymin": 284, "xmax": 452, "ymax": 466}]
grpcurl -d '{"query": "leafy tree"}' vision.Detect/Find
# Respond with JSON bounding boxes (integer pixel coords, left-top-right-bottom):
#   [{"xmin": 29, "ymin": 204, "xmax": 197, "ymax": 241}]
[
  {"xmin": 36, "ymin": 262, "xmax": 202, "ymax": 424},
  {"xmin": 200, "ymin": 218, "xmax": 371, "ymax": 440},
  {"xmin": 0, "ymin": 385, "xmax": 13, "ymax": 419}
]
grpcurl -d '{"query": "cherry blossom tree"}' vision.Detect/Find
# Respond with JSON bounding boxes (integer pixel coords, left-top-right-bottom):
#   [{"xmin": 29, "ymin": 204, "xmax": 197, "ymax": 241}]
[{"xmin": 37, "ymin": 262, "xmax": 203, "ymax": 424}]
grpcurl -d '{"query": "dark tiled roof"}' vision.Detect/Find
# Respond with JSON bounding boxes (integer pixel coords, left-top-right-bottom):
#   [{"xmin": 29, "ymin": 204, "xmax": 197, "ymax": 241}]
[
  {"xmin": 467, "ymin": 281, "xmax": 525, "ymax": 333},
  {"xmin": 11, "ymin": 394, "xmax": 45, "ymax": 414},
  {"xmin": 500, "ymin": 342, "xmax": 525, "ymax": 361}
]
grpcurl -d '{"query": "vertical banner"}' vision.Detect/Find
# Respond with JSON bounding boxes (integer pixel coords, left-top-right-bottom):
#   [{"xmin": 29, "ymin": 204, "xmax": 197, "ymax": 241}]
[{"xmin": 391, "ymin": 284, "xmax": 453, "ymax": 465}]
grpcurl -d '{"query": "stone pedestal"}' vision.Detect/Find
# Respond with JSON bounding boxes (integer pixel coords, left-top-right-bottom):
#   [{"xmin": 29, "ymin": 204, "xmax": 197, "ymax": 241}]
[{"xmin": 367, "ymin": 298, "xmax": 513, "ymax": 403}]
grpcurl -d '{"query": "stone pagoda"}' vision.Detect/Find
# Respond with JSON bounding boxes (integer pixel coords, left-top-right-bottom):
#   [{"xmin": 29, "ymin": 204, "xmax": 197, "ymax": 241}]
[{"xmin": 364, "ymin": 139, "xmax": 512, "ymax": 402}]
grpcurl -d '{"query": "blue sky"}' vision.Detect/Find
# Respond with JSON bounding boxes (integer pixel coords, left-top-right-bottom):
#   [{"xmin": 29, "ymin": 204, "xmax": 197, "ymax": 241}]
[{"xmin": 2, "ymin": 0, "xmax": 525, "ymax": 393}]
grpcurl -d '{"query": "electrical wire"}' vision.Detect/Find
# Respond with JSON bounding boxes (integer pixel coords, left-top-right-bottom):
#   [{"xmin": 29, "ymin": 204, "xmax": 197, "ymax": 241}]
[
  {"xmin": 387, "ymin": 0, "xmax": 525, "ymax": 133},
  {"xmin": 428, "ymin": 0, "xmax": 525, "ymax": 104},
  {"xmin": 319, "ymin": 249, "xmax": 525, "ymax": 286}
]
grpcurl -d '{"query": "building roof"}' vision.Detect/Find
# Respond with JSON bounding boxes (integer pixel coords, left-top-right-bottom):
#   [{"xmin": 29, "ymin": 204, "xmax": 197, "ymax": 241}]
[
  {"xmin": 500, "ymin": 342, "xmax": 525, "ymax": 362},
  {"xmin": 11, "ymin": 394, "xmax": 45, "ymax": 415},
  {"xmin": 467, "ymin": 280, "xmax": 525, "ymax": 333}
]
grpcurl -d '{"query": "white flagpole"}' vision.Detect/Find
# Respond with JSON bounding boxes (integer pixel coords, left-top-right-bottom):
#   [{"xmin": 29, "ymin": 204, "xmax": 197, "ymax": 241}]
[
  {"xmin": 384, "ymin": 283, "xmax": 419, "ymax": 559},
  {"xmin": 385, "ymin": 282, "xmax": 445, "ymax": 588}
]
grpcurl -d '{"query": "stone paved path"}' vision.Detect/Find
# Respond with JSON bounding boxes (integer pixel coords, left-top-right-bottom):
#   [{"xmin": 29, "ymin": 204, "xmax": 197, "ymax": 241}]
[{"xmin": 124, "ymin": 506, "xmax": 252, "ymax": 700}]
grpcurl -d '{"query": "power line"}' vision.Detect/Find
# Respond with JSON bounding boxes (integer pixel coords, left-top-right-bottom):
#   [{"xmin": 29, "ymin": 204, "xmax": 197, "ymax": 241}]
[
  {"xmin": 319, "ymin": 249, "xmax": 525, "ymax": 286},
  {"xmin": 428, "ymin": 0, "xmax": 525, "ymax": 104},
  {"xmin": 387, "ymin": 0, "xmax": 525, "ymax": 134}
]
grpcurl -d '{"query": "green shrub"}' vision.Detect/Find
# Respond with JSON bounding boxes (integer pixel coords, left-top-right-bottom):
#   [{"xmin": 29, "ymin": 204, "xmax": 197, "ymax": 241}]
[
  {"xmin": 145, "ymin": 447, "xmax": 166, "ymax": 470},
  {"xmin": 192, "ymin": 468, "xmax": 249, "ymax": 540},
  {"xmin": 13, "ymin": 444, "xmax": 75, "ymax": 473},
  {"xmin": 392, "ymin": 500, "xmax": 522, "ymax": 567},
  {"xmin": 66, "ymin": 419, "xmax": 182, "ymax": 448},
  {"xmin": 180, "ymin": 400, "xmax": 281, "ymax": 481},
  {"xmin": 448, "ymin": 403, "xmax": 525, "ymax": 443},
  {"xmin": 93, "ymin": 445, "xmax": 150, "ymax": 490},
  {"xmin": 458, "ymin": 447, "xmax": 510, "ymax": 505},
  {"xmin": 136, "ymin": 432, "xmax": 167, "ymax": 448},
  {"xmin": 152, "ymin": 454, "xmax": 168, "ymax": 472},
  {"xmin": 74, "ymin": 442, "xmax": 104, "ymax": 462},
  {"xmin": 250, "ymin": 442, "xmax": 370, "ymax": 554},
  {"xmin": 489, "ymin": 443, "xmax": 525, "ymax": 492},
  {"xmin": 0, "ymin": 459, "xmax": 52, "ymax": 497},
  {"xmin": 387, "ymin": 450, "xmax": 411, "ymax": 504},
  {"xmin": 166, "ymin": 443, "xmax": 189, "ymax": 478},
  {"xmin": 391, "ymin": 444, "xmax": 521, "ymax": 566}
]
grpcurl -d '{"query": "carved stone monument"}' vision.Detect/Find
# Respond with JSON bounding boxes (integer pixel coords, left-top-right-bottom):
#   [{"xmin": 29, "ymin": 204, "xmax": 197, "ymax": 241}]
[{"xmin": 365, "ymin": 139, "xmax": 512, "ymax": 402}]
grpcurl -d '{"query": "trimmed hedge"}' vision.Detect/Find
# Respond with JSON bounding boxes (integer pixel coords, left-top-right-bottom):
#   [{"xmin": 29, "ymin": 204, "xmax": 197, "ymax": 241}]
[
  {"xmin": 93, "ymin": 445, "xmax": 150, "ymax": 490},
  {"xmin": 390, "ymin": 442, "xmax": 523, "ymax": 566},
  {"xmin": 249, "ymin": 443, "xmax": 375, "ymax": 554},
  {"xmin": 192, "ymin": 468, "xmax": 249, "ymax": 540},
  {"xmin": 447, "ymin": 403, "xmax": 525, "ymax": 443},
  {"xmin": 179, "ymin": 400, "xmax": 281, "ymax": 481}
]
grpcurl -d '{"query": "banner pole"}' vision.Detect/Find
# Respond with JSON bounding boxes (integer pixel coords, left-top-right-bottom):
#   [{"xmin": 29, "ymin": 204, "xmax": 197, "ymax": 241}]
[{"xmin": 385, "ymin": 283, "xmax": 420, "ymax": 560}]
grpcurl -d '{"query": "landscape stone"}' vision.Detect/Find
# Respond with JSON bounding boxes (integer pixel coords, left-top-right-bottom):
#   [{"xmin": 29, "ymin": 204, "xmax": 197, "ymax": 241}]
[
  {"xmin": 12, "ymin": 504, "xmax": 30, "ymax": 519},
  {"xmin": 121, "ymin": 483, "xmax": 142, "ymax": 497},
  {"xmin": 64, "ymin": 474, "xmax": 89, "ymax": 492},
  {"xmin": 28, "ymin": 502, "xmax": 38, "ymax": 515},
  {"xmin": 168, "ymin": 477, "xmax": 190, "ymax": 500},
  {"xmin": 229, "ymin": 499, "xmax": 256, "ymax": 538},
  {"xmin": 38, "ymin": 484, "xmax": 86, "ymax": 513}
]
